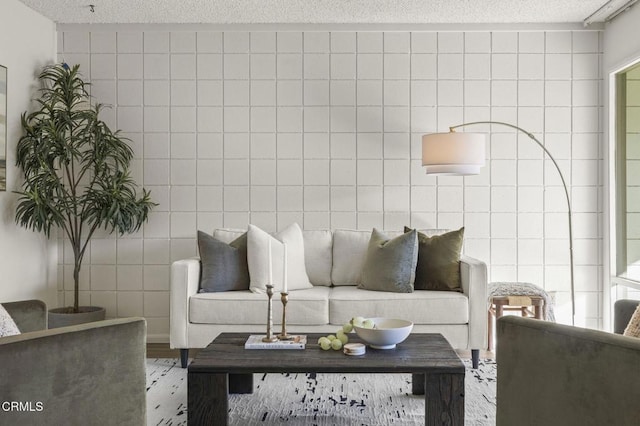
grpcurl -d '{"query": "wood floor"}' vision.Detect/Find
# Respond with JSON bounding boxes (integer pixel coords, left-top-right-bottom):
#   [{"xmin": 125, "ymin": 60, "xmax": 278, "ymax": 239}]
[{"xmin": 146, "ymin": 343, "xmax": 493, "ymax": 360}]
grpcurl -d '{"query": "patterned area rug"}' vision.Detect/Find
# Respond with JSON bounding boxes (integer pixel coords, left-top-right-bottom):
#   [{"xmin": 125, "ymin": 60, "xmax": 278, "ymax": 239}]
[{"xmin": 146, "ymin": 358, "xmax": 496, "ymax": 425}]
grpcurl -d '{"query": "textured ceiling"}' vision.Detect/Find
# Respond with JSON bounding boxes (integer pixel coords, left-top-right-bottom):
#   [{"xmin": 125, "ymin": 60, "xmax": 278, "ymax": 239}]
[{"xmin": 18, "ymin": 0, "xmax": 610, "ymax": 24}]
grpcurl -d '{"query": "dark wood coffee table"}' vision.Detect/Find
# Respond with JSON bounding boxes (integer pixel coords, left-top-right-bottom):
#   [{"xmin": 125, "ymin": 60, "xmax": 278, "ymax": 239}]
[{"xmin": 188, "ymin": 332, "xmax": 465, "ymax": 425}]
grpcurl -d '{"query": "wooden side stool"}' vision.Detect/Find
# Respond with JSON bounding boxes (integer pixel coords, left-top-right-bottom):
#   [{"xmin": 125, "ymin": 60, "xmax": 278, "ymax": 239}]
[{"xmin": 488, "ymin": 295, "xmax": 545, "ymax": 350}]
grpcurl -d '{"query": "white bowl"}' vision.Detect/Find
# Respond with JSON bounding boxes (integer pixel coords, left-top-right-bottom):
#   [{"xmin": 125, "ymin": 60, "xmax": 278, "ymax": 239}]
[{"xmin": 353, "ymin": 318, "xmax": 414, "ymax": 349}]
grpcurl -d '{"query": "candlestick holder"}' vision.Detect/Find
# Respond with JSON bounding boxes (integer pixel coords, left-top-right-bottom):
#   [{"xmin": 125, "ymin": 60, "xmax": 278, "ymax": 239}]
[
  {"xmin": 277, "ymin": 292, "xmax": 294, "ymax": 340},
  {"xmin": 262, "ymin": 284, "xmax": 278, "ymax": 343}
]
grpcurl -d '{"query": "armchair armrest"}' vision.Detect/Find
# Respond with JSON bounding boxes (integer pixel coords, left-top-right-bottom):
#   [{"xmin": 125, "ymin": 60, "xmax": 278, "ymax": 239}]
[
  {"xmin": 1, "ymin": 299, "xmax": 47, "ymax": 332},
  {"xmin": 460, "ymin": 255, "xmax": 488, "ymax": 350},
  {"xmin": 0, "ymin": 318, "xmax": 146, "ymax": 425},
  {"xmin": 170, "ymin": 258, "xmax": 201, "ymax": 349}
]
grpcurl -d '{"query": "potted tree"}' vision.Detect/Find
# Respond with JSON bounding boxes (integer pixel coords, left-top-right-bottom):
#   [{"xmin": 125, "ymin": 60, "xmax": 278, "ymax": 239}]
[{"xmin": 15, "ymin": 63, "xmax": 155, "ymax": 328}]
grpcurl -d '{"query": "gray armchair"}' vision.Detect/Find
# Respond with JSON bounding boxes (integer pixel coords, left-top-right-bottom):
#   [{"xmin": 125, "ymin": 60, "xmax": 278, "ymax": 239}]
[
  {"xmin": 496, "ymin": 302, "xmax": 640, "ymax": 426},
  {"xmin": 0, "ymin": 300, "xmax": 147, "ymax": 426}
]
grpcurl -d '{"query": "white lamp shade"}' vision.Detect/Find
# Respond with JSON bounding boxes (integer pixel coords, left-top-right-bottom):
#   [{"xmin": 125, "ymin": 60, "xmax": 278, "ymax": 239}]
[{"xmin": 422, "ymin": 132, "xmax": 486, "ymax": 175}]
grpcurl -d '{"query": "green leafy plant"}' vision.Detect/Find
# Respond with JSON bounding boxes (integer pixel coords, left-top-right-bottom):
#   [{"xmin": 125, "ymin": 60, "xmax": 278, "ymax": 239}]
[{"xmin": 16, "ymin": 63, "xmax": 155, "ymax": 313}]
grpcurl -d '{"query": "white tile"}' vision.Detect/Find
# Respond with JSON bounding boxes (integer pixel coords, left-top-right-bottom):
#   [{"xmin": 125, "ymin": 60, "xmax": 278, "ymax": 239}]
[
  {"xmin": 197, "ymin": 54, "xmax": 223, "ymax": 79},
  {"xmin": 464, "ymin": 80, "xmax": 490, "ymax": 106},
  {"xmin": 303, "ymin": 133, "xmax": 329, "ymax": 158},
  {"xmin": 383, "ymin": 54, "xmax": 410, "ymax": 79},
  {"xmin": 490, "ymin": 213, "xmax": 516, "ymax": 238},
  {"xmin": 144, "ymin": 212, "xmax": 170, "ymax": 238},
  {"xmin": 384, "ymin": 32, "xmax": 410, "ymax": 53},
  {"xmin": 224, "ymin": 32, "xmax": 249, "ymax": 53},
  {"xmin": 171, "ymin": 32, "xmax": 196, "ymax": 52},
  {"xmin": 170, "ymin": 133, "xmax": 196, "ymax": 159},
  {"xmin": 198, "ymin": 133, "xmax": 223, "ymax": 159},
  {"xmin": 170, "ymin": 53, "xmax": 196, "ymax": 79},
  {"xmin": 357, "ymin": 186, "xmax": 383, "ymax": 211},
  {"xmin": 545, "ymin": 107, "xmax": 572, "ymax": 132},
  {"xmin": 357, "ymin": 54, "xmax": 383, "ymax": 79},
  {"xmin": 357, "ymin": 32, "xmax": 383, "ymax": 53},
  {"xmin": 91, "ymin": 239, "xmax": 116, "ymax": 264},
  {"xmin": 117, "ymin": 239, "xmax": 143, "ymax": 264},
  {"xmin": 411, "ymin": 106, "xmax": 437, "ymax": 133},
  {"xmin": 331, "ymin": 133, "xmax": 356, "ymax": 158},
  {"xmin": 545, "ymin": 54, "xmax": 571, "ymax": 79},
  {"xmin": 384, "ymin": 186, "xmax": 410, "ymax": 211},
  {"xmin": 438, "ymin": 54, "xmax": 463, "ymax": 79},
  {"xmin": 384, "ymin": 80, "xmax": 409, "ymax": 106},
  {"xmin": 65, "ymin": 32, "xmax": 89, "ymax": 53},
  {"xmin": 357, "ymin": 107, "xmax": 383, "ymax": 132},
  {"xmin": 117, "ymin": 32, "xmax": 143, "ymax": 53},
  {"xmin": 330, "ymin": 160, "xmax": 356, "ymax": 185},
  {"xmin": 197, "ymin": 32, "xmax": 222, "ymax": 53},
  {"xmin": 171, "ymin": 159, "xmax": 197, "ymax": 185},
  {"xmin": 171, "ymin": 186, "xmax": 197, "ymax": 211},
  {"xmin": 572, "ymin": 133, "xmax": 599, "ymax": 160},
  {"xmin": 91, "ymin": 266, "xmax": 117, "ymax": 290},
  {"xmin": 518, "ymin": 80, "xmax": 544, "ymax": 106},
  {"xmin": 277, "ymin": 54, "xmax": 302, "ymax": 79},
  {"xmin": 143, "ymin": 54, "xmax": 169, "ymax": 79},
  {"xmin": 573, "ymin": 107, "xmax": 599, "ymax": 133},
  {"xmin": 144, "ymin": 133, "xmax": 169, "ymax": 159},
  {"xmin": 491, "ymin": 159, "xmax": 516, "ymax": 185},
  {"xmin": 144, "ymin": 80, "xmax": 169, "ymax": 106},
  {"xmin": 491, "ymin": 186, "xmax": 516, "ymax": 212},
  {"xmin": 411, "ymin": 32, "xmax": 437, "ymax": 53},
  {"xmin": 304, "ymin": 32, "xmax": 330, "ymax": 53},
  {"xmin": 117, "ymin": 291, "xmax": 143, "ymax": 316},
  {"xmin": 330, "ymin": 106, "xmax": 356, "ymax": 132},
  {"xmin": 383, "ymin": 106, "xmax": 409, "ymax": 132},
  {"xmin": 545, "ymin": 80, "xmax": 571, "ymax": 106},
  {"xmin": 277, "ymin": 186, "xmax": 303, "ymax": 211},
  {"xmin": 223, "ymin": 187, "xmax": 249, "ymax": 210},
  {"xmin": 223, "ymin": 106, "xmax": 249, "ymax": 132},
  {"xmin": 170, "ymin": 106, "xmax": 196, "ymax": 132},
  {"xmin": 223, "ymin": 80, "xmax": 249, "ymax": 106},
  {"xmin": 144, "ymin": 292, "xmax": 169, "ymax": 317},
  {"xmin": 384, "ymin": 159, "xmax": 409, "ymax": 185},
  {"xmin": 304, "ymin": 106, "xmax": 329, "ymax": 132},
  {"xmin": 464, "ymin": 32, "xmax": 491, "ymax": 53},
  {"xmin": 357, "ymin": 133, "xmax": 383, "ymax": 158},
  {"xmin": 492, "ymin": 32, "xmax": 517, "ymax": 53},
  {"xmin": 277, "ymin": 80, "xmax": 302, "ymax": 105},
  {"xmin": 144, "ymin": 159, "xmax": 169, "ymax": 185},
  {"xmin": 518, "ymin": 159, "xmax": 544, "ymax": 186},
  {"xmin": 224, "ymin": 54, "xmax": 249, "ymax": 79},
  {"xmin": 196, "ymin": 80, "xmax": 222, "ymax": 106},
  {"xmin": 331, "ymin": 54, "xmax": 356, "ymax": 79},
  {"xmin": 436, "ymin": 186, "xmax": 463, "ymax": 212},
  {"xmin": 196, "ymin": 186, "xmax": 223, "ymax": 211},
  {"xmin": 144, "ymin": 32, "xmax": 169, "ymax": 53},
  {"xmin": 411, "ymin": 186, "xmax": 436, "ymax": 211},
  {"xmin": 411, "ymin": 54, "xmax": 437, "ymax": 79},
  {"xmin": 304, "ymin": 186, "xmax": 330, "ymax": 210},
  {"xmin": 118, "ymin": 53, "xmax": 142, "ymax": 79},
  {"xmin": 117, "ymin": 106, "xmax": 142, "ymax": 132},
  {"xmin": 303, "ymin": 159, "xmax": 330, "ymax": 185},
  {"xmin": 116, "ymin": 266, "xmax": 143, "ymax": 292},
  {"xmin": 250, "ymin": 32, "xmax": 276, "ymax": 52},
  {"xmin": 573, "ymin": 54, "xmax": 600, "ymax": 79},
  {"xmin": 251, "ymin": 107, "xmax": 276, "ymax": 132},
  {"xmin": 277, "ymin": 160, "xmax": 303, "ymax": 185},
  {"xmin": 170, "ymin": 80, "xmax": 196, "ymax": 106},
  {"xmin": 465, "ymin": 186, "xmax": 490, "ymax": 212},
  {"xmin": 91, "ymin": 54, "xmax": 116, "ymax": 79},
  {"xmin": 437, "ymin": 80, "xmax": 463, "ymax": 106},
  {"xmin": 197, "ymin": 159, "xmax": 223, "ymax": 185},
  {"xmin": 250, "ymin": 160, "xmax": 277, "ymax": 186},
  {"xmin": 357, "ymin": 80, "xmax": 382, "ymax": 105},
  {"xmin": 573, "ymin": 80, "xmax": 599, "ymax": 106},
  {"xmin": 91, "ymin": 80, "xmax": 116, "ymax": 105},
  {"xmin": 251, "ymin": 80, "xmax": 276, "ymax": 106},
  {"xmin": 464, "ymin": 213, "xmax": 490, "ymax": 238},
  {"xmin": 196, "ymin": 107, "xmax": 223, "ymax": 132},
  {"xmin": 331, "ymin": 32, "xmax": 356, "ymax": 53},
  {"xmin": 572, "ymin": 31, "xmax": 599, "ymax": 53},
  {"xmin": 223, "ymin": 133, "xmax": 249, "ymax": 158},
  {"xmin": 91, "ymin": 32, "xmax": 116, "ymax": 53},
  {"xmin": 545, "ymin": 32, "xmax": 571, "ymax": 53},
  {"xmin": 492, "ymin": 54, "xmax": 517, "ymax": 79},
  {"xmin": 276, "ymin": 133, "xmax": 302, "ymax": 158},
  {"xmin": 277, "ymin": 32, "xmax": 303, "ymax": 53},
  {"xmin": 383, "ymin": 133, "xmax": 410, "ymax": 159},
  {"xmin": 304, "ymin": 54, "xmax": 330, "ymax": 79},
  {"xmin": 572, "ymin": 159, "xmax": 599, "ymax": 186},
  {"xmin": 491, "ymin": 240, "xmax": 517, "ymax": 265},
  {"xmin": 251, "ymin": 186, "xmax": 277, "ymax": 211},
  {"xmin": 518, "ymin": 32, "xmax": 544, "ymax": 53},
  {"xmin": 251, "ymin": 54, "xmax": 276, "ymax": 79},
  {"xmin": 304, "ymin": 80, "xmax": 330, "ymax": 106},
  {"xmin": 437, "ymin": 32, "xmax": 463, "ymax": 53},
  {"xmin": 170, "ymin": 238, "xmax": 197, "ymax": 262},
  {"xmin": 464, "ymin": 54, "xmax": 490, "ymax": 79},
  {"xmin": 517, "ymin": 186, "xmax": 543, "ymax": 212},
  {"xmin": 329, "ymin": 80, "xmax": 355, "ymax": 106},
  {"xmin": 277, "ymin": 107, "xmax": 303, "ymax": 132},
  {"xmin": 357, "ymin": 160, "xmax": 383, "ymax": 185},
  {"xmin": 518, "ymin": 54, "xmax": 544, "ymax": 80},
  {"xmin": 331, "ymin": 187, "xmax": 357, "ymax": 211}
]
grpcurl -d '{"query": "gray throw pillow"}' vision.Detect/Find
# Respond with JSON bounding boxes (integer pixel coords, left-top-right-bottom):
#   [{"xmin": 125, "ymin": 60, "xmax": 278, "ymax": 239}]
[
  {"xmin": 358, "ymin": 228, "xmax": 418, "ymax": 293},
  {"xmin": 198, "ymin": 230, "xmax": 250, "ymax": 292}
]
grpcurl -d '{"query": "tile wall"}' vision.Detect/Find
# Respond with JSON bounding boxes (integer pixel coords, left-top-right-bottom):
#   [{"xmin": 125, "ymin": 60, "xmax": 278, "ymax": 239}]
[{"xmin": 57, "ymin": 28, "xmax": 603, "ymax": 340}]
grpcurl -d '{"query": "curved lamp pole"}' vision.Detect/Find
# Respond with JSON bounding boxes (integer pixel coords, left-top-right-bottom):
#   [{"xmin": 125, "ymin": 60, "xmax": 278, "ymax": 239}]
[{"xmin": 422, "ymin": 121, "xmax": 575, "ymax": 325}]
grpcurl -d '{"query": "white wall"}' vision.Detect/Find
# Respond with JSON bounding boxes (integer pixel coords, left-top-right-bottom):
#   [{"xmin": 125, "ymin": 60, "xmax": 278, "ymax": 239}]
[
  {"xmin": 58, "ymin": 25, "xmax": 604, "ymax": 341},
  {"xmin": 603, "ymin": 6, "xmax": 640, "ymax": 73},
  {"xmin": 0, "ymin": 1, "xmax": 57, "ymax": 305}
]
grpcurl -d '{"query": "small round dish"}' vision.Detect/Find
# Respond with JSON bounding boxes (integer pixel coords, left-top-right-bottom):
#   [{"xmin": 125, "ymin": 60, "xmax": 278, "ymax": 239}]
[{"xmin": 343, "ymin": 343, "xmax": 366, "ymax": 356}]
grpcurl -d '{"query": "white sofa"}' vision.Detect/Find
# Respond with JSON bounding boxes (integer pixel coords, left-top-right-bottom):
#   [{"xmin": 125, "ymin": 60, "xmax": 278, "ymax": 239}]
[{"xmin": 171, "ymin": 229, "xmax": 488, "ymax": 368}]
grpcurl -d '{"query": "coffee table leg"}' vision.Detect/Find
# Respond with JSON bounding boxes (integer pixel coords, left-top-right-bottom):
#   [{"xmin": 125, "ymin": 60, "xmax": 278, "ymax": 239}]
[
  {"xmin": 229, "ymin": 373, "xmax": 253, "ymax": 394},
  {"xmin": 188, "ymin": 372, "xmax": 228, "ymax": 426},
  {"xmin": 424, "ymin": 372, "xmax": 464, "ymax": 426},
  {"xmin": 412, "ymin": 373, "xmax": 425, "ymax": 395}
]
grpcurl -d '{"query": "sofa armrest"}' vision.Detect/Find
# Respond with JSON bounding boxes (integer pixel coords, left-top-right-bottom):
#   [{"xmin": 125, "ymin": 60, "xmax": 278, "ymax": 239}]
[
  {"xmin": 1, "ymin": 299, "xmax": 47, "ymax": 332},
  {"xmin": 460, "ymin": 255, "xmax": 488, "ymax": 350},
  {"xmin": 170, "ymin": 258, "xmax": 201, "ymax": 349},
  {"xmin": 0, "ymin": 318, "xmax": 146, "ymax": 425}
]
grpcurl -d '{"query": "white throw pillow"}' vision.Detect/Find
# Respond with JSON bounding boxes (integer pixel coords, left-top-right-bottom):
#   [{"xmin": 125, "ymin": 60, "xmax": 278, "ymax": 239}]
[
  {"xmin": 247, "ymin": 223, "xmax": 313, "ymax": 293},
  {"xmin": 0, "ymin": 305, "xmax": 21, "ymax": 337}
]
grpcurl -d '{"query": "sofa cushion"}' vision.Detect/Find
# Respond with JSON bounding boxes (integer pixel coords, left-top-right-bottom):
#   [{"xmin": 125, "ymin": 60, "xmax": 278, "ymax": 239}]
[
  {"xmin": 303, "ymin": 230, "xmax": 333, "ymax": 286},
  {"xmin": 213, "ymin": 228, "xmax": 244, "ymax": 243},
  {"xmin": 189, "ymin": 286, "xmax": 330, "ymax": 325},
  {"xmin": 0, "ymin": 304, "xmax": 20, "ymax": 337},
  {"xmin": 329, "ymin": 286, "xmax": 469, "ymax": 325},
  {"xmin": 359, "ymin": 229, "xmax": 418, "ymax": 293},
  {"xmin": 408, "ymin": 227, "xmax": 465, "ymax": 292},
  {"xmin": 247, "ymin": 223, "xmax": 313, "ymax": 293},
  {"xmin": 623, "ymin": 304, "xmax": 640, "ymax": 337},
  {"xmin": 197, "ymin": 231, "xmax": 250, "ymax": 292}
]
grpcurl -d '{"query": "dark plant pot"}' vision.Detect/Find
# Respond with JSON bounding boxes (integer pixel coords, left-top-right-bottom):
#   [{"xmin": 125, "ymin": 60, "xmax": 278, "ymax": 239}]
[{"xmin": 48, "ymin": 306, "xmax": 106, "ymax": 329}]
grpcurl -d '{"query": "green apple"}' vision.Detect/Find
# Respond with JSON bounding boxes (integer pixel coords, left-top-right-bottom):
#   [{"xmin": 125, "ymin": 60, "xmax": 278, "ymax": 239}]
[
  {"xmin": 320, "ymin": 340, "xmax": 332, "ymax": 350},
  {"xmin": 342, "ymin": 323, "xmax": 353, "ymax": 333},
  {"xmin": 331, "ymin": 339, "xmax": 343, "ymax": 350},
  {"xmin": 362, "ymin": 319, "xmax": 375, "ymax": 329}
]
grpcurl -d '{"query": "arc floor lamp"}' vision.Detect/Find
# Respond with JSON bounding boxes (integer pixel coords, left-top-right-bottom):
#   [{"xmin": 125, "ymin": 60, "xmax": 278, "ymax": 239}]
[{"xmin": 422, "ymin": 121, "xmax": 575, "ymax": 325}]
